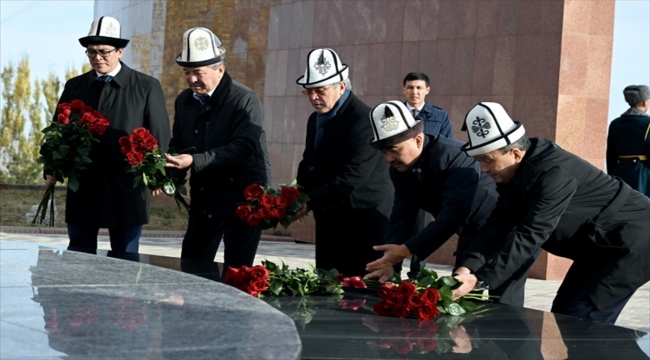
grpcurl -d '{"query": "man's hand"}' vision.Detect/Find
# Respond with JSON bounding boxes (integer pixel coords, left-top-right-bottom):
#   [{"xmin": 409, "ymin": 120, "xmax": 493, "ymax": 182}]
[
  {"xmin": 44, "ymin": 174, "xmax": 56, "ymax": 187},
  {"xmin": 151, "ymin": 187, "xmax": 163, "ymax": 196},
  {"xmin": 451, "ymin": 273, "xmax": 478, "ymax": 300},
  {"xmin": 365, "ymin": 244, "xmax": 411, "ymax": 271},
  {"xmin": 292, "ymin": 204, "xmax": 310, "ymax": 222},
  {"xmin": 164, "ymin": 153, "xmax": 193, "ymax": 170},
  {"xmin": 363, "ymin": 267, "xmax": 394, "ymax": 283}
]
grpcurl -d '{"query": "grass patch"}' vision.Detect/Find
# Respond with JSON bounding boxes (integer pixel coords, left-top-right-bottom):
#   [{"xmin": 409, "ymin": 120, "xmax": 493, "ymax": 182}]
[{"xmin": 0, "ymin": 186, "xmax": 188, "ymax": 231}]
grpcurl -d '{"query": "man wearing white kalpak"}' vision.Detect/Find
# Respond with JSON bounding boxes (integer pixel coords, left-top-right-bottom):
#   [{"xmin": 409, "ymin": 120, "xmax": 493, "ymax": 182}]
[
  {"xmin": 363, "ymin": 101, "xmax": 535, "ymax": 306},
  {"xmin": 164, "ymin": 27, "xmax": 271, "ymax": 267},
  {"xmin": 452, "ymin": 102, "xmax": 650, "ymax": 324},
  {"xmin": 291, "ymin": 49, "xmax": 394, "ymax": 277}
]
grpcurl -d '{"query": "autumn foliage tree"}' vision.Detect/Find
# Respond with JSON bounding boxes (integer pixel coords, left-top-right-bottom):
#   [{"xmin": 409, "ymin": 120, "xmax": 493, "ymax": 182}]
[{"xmin": 0, "ymin": 55, "xmax": 90, "ymax": 184}]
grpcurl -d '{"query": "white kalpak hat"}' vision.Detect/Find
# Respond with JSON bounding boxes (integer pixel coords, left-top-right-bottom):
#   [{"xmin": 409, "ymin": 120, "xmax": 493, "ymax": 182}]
[
  {"xmin": 296, "ymin": 48, "xmax": 349, "ymax": 88},
  {"xmin": 79, "ymin": 16, "xmax": 129, "ymax": 48},
  {"xmin": 175, "ymin": 27, "xmax": 226, "ymax": 67},
  {"xmin": 369, "ymin": 101, "xmax": 424, "ymax": 149},
  {"xmin": 461, "ymin": 102, "xmax": 526, "ymax": 157}
]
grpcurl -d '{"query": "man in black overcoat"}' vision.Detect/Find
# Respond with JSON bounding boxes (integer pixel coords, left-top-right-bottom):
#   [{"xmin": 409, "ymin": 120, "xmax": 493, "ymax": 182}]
[
  {"xmin": 606, "ymin": 85, "xmax": 650, "ymax": 196},
  {"xmin": 364, "ymin": 101, "xmax": 534, "ymax": 306},
  {"xmin": 164, "ymin": 27, "xmax": 270, "ymax": 268},
  {"xmin": 291, "ymin": 48, "xmax": 394, "ymax": 277},
  {"xmin": 45, "ymin": 16, "xmax": 170, "ymax": 253},
  {"xmin": 452, "ymin": 102, "xmax": 650, "ymax": 324}
]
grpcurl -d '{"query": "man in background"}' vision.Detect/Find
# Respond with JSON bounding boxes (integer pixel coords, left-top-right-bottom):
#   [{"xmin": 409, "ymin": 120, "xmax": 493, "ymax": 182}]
[{"xmin": 401, "ymin": 71, "xmax": 453, "ymax": 278}]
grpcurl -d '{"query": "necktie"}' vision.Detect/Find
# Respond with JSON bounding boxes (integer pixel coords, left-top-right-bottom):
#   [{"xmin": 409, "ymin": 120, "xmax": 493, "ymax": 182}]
[
  {"xmin": 412, "ymin": 109, "xmax": 419, "ymax": 119},
  {"xmin": 194, "ymin": 94, "xmax": 210, "ymax": 107},
  {"xmin": 98, "ymin": 75, "xmax": 113, "ymax": 83}
]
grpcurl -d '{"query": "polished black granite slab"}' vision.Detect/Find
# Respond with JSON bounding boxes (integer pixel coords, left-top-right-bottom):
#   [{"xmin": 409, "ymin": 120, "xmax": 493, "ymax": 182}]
[
  {"xmin": 0, "ymin": 240, "xmax": 301, "ymax": 359},
  {"xmin": 2, "ymin": 240, "xmax": 648, "ymax": 359}
]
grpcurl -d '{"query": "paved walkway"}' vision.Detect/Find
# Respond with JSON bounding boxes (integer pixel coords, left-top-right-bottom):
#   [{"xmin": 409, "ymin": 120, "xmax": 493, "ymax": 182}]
[{"xmin": 1, "ymin": 230, "xmax": 648, "ymax": 333}]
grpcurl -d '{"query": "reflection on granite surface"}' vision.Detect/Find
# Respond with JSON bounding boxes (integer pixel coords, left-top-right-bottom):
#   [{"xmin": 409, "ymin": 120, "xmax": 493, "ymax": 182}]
[
  {"xmin": 2, "ymin": 240, "xmax": 648, "ymax": 360},
  {"xmin": 0, "ymin": 241, "xmax": 301, "ymax": 360}
]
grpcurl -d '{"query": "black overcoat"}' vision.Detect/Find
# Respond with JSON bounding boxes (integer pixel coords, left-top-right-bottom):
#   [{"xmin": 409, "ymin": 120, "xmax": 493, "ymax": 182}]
[
  {"xmin": 460, "ymin": 138, "xmax": 650, "ymax": 309},
  {"xmin": 55, "ymin": 62, "xmax": 171, "ymax": 228},
  {"xmin": 606, "ymin": 113, "xmax": 650, "ymax": 196},
  {"xmin": 386, "ymin": 135, "xmax": 498, "ymax": 259},
  {"xmin": 169, "ymin": 72, "xmax": 269, "ymax": 218},
  {"xmin": 296, "ymin": 92, "xmax": 394, "ymax": 276}
]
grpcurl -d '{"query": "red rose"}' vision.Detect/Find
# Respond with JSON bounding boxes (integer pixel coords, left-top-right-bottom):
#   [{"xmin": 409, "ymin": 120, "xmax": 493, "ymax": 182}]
[
  {"xmin": 257, "ymin": 207, "xmax": 274, "ymax": 220},
  {"xmin": 394, "ymin": 340, "xmax": 413, "ymax": 355},
  {"xmin": 132, "ymin": 127, "xmax": 149, "ymax": 139},
  {"xmin": 417, "ymin": 304, "xmax": 440, "ymax": 320},
  {"xmin": 271, "ymin": 207, "xmax": 286, "ymax": 220},
  {"xmin": 119, "ymin": 136, "xmax": 132, "ymax": 155},
  {"xmin": 142, "ymin": 135, "xmax": 157, "ymax": 151},
  {"xmin": 391, "ymin": 303, "xmax": 411, "ymax": 318},
  {"xmin": 250, "ymin": 265, "xmax": 269, "ymax": 280},
  {"xmin": 70, "ymin": 99, "xmax": 86, "ymax": 113},
  {"xmin": 225, "ymin": 266, "xmax": 242, "ymax": 287},
  {"xmin": 57, "ymin": 113, "xmax": 69, "ymax": 125},
  {"xmin": 243, "ymin": 184, "xmax": 264, "ymax": 201},
  {"xmin": 275, "ymin": 195, "xmax": 290, "ymax": 209},
  {"xmin": 245, "ymin": 213, "xmax": 262, "ymax": 227},
  {"xmin": 334, "ymin": 274, "xmax": 346, "ymax": 282},
  {"xmin": 57, "ymin": 102, "xmax": 72, "ymax": 113},
  {"xmin": 236, "ymin": 205, "xmax": 253, "ymax": 220},
  {"xmin": 385, "ymin": 292, "xmax": 403, "ymax": 305},
  {"xmin": 421, "ymin": 288, "xmax": 440, "ymax": 304},
  {"xmin": 347, "ymin": 276, "xmax": 367, "ymax": 289},
  {"xmin": 407, "ymin": 293, "xmax": 423, "ymax": 309},
  {"xmin": 259, "ymin": 194, "xmax": 276, "ymax": 209},
  {"xmin": 373, "ymin": 301, "xmax": 392, "ymax": 316},
  {"xmin": 398, "ymin": 281, "xmax": 417, "ymax": 296},
  {"xmin": 90, "ymin": 117, "xmax": 110, "ymax": 135},
  {"xmin": 251, "ymin": 279, "xmax": 270, "ymax": 292},
  {"xmin": 126, "ymin": 151, "xmax": 144, "ymax": 165},
  {"xmin": 281, "ymin": 186, "xmax": 300, "ymax": 201},
  {"xmin": 79, "ymin": 111, "xmax": 96, "ymax": 126},
  {"xmin": 377, "ymin": 284, "xmax": 396, "ymax": 299},
  {"xmin": 417, "ymin": 338, "xmax": 437, "ymax": 352}
]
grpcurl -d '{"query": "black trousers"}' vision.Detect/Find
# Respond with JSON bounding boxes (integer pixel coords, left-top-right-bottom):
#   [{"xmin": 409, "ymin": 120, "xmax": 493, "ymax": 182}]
[
  {"xmin": 181, "ymin": 214, "xmax": 261, "ymax": 268},
  {"xmin": 314, "ymin": 207, "xmax": 390, "ymax": 277}
]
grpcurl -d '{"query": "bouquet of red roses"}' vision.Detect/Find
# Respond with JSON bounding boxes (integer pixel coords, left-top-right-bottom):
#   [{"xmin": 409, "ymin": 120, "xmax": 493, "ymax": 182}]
[
  {"xmin": 372, "ymin": 269, "xmax": 488, "ymax": 321},
  {"xmin": 118, "ymin": 127, "xmax": 189, "ymax": 211},
  {"xmin": 225, "ymin": 260, "xmax": 368, "ymax": 298},
  {"xmin": 236, "ymin": 183, "xmax": 309, "ymax": 230},
  {"xmin": 34, "ymin": 99, "xmax": 110, "ymax": 226}
]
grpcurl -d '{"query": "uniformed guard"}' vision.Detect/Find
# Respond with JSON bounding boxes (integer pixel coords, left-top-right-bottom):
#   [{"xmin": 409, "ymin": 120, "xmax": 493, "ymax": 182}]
[{"xmin": 606, "ymin": 84, "xmax": 650, "ymax": 196}]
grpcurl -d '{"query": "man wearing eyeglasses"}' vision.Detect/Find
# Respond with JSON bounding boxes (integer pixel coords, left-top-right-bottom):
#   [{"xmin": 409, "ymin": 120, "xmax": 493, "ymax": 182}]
[
  {"xmin": 291, "ymin": 48, "xmax": 394, "ymax": 277},
  {"xmin": 44, "ymin": 16, "xmax": 170, "ymax": 253}
]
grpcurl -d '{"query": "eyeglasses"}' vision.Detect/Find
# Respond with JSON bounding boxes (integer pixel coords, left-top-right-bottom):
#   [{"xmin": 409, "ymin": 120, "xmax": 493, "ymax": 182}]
[
  {"xmin": 85, "ymin": 48, "xmax": 118, "ymax": 58},
  {"xmin": 301, "ymin": 85, "xmax": 333, "ymax": 96}
]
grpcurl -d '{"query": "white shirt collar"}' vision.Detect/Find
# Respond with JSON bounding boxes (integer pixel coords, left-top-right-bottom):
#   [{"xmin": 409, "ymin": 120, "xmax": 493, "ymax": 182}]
[
  {"xmin": 194, "ymin": 88, "xmax": 216, "ymax": 98},
  {"xmin": 405, "ymin": 103, "xmax": 424, "ymax": 112},
  {"xmin": 95, "ymin": 62, "xmax": 122, "ymax": 78}
]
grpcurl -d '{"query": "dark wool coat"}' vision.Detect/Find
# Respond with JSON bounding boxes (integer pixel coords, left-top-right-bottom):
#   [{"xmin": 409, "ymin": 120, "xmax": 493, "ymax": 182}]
[
  {"xmin": 169, "ymin": 72, "xmax": 269, "ymax": 218},
  {"xmin": 55, "ymin": 62, "xmax": 171, "ymax": 228},
  {"xmin": 606, "ymin": 113, "xmax": 650, "ymax": 196},
  {"xmin": 296, "ymin": 92, "xmax": 394, "ymax": 276},
  {"xmin": 460, "ymin": 138, "xmax": 650, "ymax": 309},
  {"xmin": 386, "ymin": 135, "xmax": 498, "ymax": 260}
]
